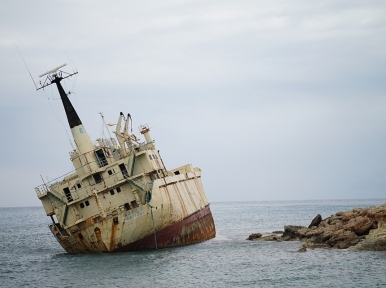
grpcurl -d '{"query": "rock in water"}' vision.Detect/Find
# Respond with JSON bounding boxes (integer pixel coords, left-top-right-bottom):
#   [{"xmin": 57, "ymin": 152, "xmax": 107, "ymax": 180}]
[
  {"xmin": 344, "ymin": 216, "xmax": 375, "ymax": 236},
  {"xmin": 297, "ymin": 245, "xmax": 307, "ymax": 252},
  {"xmin": 282, "ymin": 225, "xmax": 307, "ymax": 240},
  {"xmin": 308, "ymin": 214, "xmax": 322, "ymax": 228},
  {"xmin": 247, "ymin": 203, "xmax": 386, "ymax": 251},
  {"xmin": 247, "ymin": 233, "xmax": 262, "ymax": 240}
]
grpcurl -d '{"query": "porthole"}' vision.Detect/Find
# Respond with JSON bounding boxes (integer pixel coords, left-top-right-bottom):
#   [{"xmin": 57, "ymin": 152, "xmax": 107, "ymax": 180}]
[{"xmin": 85, "ymin": 200, "xmax": 90, "ymax": 206}]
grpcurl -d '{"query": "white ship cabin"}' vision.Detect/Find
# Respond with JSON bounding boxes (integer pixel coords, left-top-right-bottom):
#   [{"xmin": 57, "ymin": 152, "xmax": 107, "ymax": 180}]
[{"xmin": 34, "ymin": 121, "xmax": 186, "ymax": 231}]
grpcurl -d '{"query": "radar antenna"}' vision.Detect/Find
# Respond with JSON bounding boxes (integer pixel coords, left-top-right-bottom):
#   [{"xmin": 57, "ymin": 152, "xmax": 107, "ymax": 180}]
[
  {"xmin": 36, "ymin": 63, "xmax": 81, "ymax": 128},
  {"xmin": 37, "ymin": 63, "xmax": 78, "ymax": 91}
]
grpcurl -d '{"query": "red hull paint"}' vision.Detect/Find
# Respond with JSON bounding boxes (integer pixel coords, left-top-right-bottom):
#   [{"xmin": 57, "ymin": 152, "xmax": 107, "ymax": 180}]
[{"xmin": 114, "ymin": 205, "xmax": 216, "ymax": 252}]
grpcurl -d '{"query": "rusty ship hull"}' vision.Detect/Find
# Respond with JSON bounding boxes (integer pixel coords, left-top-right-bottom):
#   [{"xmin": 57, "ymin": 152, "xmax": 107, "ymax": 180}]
[
  {"xmin": 34, "ymin": 64, "xmax": 216, "ymax": 253},
  {"xmin": 43, "ymin": 169, "xmax": 216, "ymax": 253}
]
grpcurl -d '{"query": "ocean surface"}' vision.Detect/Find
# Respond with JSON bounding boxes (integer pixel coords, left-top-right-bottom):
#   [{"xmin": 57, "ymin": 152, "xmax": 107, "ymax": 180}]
[{"xmin": 1, "ymin": 199, "xmax": 386, "ymax": 287}]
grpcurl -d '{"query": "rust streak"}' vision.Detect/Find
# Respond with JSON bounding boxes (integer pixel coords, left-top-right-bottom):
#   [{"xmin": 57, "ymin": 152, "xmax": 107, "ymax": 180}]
[
  {"xmin": 114, "ymin": 205, "xmax": 216, "ymax": 252},
  {"xmin": 173, "ymin": 183, "xmax": 187, "ymax": 216},
  {"xmin": 163, "ymin": 186, "xmax": 172, "ymax": 214},
  {"xmin": 192, "ymin": 177, "xmax": 206, "ymax": 204},
  {"xmin": 94, "ymin": 227, "xmax": 108, "ymax": 252},
  {"xmin": 109, "ymin": 221, "xmax": 117, "ymax": 251},
  {"xmin": 183, "ymin": 181, "xmax": 198, "ymax": 211}
]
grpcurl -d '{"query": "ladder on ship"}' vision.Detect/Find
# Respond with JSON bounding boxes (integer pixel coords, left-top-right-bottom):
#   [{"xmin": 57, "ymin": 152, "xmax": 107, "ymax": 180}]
[{"xmin": 93, "ymin": 189, "xmax": 106, "ymax": 218}]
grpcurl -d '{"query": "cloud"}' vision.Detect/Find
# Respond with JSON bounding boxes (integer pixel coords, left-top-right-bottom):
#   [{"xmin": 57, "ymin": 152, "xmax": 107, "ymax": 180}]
[{"xmin": 1, "ymin": 0, "xmax": 386, "ymax": 206}]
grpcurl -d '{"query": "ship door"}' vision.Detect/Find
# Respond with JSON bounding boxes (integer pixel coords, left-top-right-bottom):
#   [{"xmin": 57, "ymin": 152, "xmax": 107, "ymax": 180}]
[
  {"xmin": 119, "ymin": 163, "xmax": 128, "ymax": 177},
  {"xmin": 95, "ymin": 149, "xmax": 108, "ymax": 167}
]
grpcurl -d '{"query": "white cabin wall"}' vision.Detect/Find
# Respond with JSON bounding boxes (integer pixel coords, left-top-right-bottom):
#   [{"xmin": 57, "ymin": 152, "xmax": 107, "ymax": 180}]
[{"xmin": 133, "ymin": 154, "xmax": 152, "ymax": 175}]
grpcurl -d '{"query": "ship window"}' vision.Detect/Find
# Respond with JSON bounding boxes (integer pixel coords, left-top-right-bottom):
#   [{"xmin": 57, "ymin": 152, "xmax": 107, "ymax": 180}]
[
  {"xmin": 151, "ymin": 171, "xmax": 159, "ymax": 180},
  {"xmin": 149, "ymin": 155, "xmax": 152, "ymax": 159},
  {"xmin": 93, "ymin": 173, "xmax": 102, "ymax": 184},
  {"xmin": 77, "ymin": 183, "xmax": 81, "ymax": 189},
  {"xmin": 85, "ymin": 200, "xmax": 90, "ymax": 206},
  {"xmin": 174, "ymin": 171, "xmax": 180, "ymax": 175},
  {"xmin": 124, "ymin": 203, "xmax": 130, "ymax": 210},
  {"xmin": 95, "ymin": 149, "xmax": 108, "ymax": 167},
  {"xmin": 110, "ymin": 190, "xmax": 115, "ymax": 195},
  {"xmin": 80, "ymin": 203, "xmax": 85, "ymax": 208},
  {"xmin": 63, "ymin": 187, "xmax": 73, "ymax": 202},
  {"xmin": 119, "ymin": 163, "xmax": 128, "ymax": 177},
  {"xmin": 116, "ymin": 187, "xmax": 121, "ymax": 193},
  {"xmin": 131, "ymin": 200, "xmax": 138, "ymax": 208},
  {"xmin": 108, "ymin": 170, "xmax": 112, "ymax": 175}
]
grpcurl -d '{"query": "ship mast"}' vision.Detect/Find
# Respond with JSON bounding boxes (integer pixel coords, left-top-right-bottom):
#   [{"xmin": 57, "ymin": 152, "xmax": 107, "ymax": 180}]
[{"xmin": 37, "ymin": 64, "xmax": 98, "ymax": 173}]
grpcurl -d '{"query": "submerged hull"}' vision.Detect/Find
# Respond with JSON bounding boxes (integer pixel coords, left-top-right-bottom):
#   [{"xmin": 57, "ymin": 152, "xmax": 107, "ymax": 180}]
[{"xmin": 52, "ymin": 206, "xmax": 215, "ymax": 253}]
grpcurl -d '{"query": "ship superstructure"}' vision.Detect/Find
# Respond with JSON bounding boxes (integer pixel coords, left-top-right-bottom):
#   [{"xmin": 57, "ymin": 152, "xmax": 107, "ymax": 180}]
[{"xmin": 34, "ymin": 64, "xmax": 216, "ymax": 252}]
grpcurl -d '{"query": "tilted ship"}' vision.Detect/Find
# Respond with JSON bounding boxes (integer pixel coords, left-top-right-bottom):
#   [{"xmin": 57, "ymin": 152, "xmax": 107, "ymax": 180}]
[{"xmin": 34, "ymin": 64, "xmax": 216, "ymax": 253}]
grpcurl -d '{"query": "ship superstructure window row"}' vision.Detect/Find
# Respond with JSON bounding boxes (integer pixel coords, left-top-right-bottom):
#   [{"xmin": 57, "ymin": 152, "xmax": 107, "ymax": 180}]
[
  {"xmin": 79, "ymin": 200, "xmax": 90, "ymax": 209},
  {"xmin": 109, "ymin": 187, "xmax": 122, "ymax": 195}
]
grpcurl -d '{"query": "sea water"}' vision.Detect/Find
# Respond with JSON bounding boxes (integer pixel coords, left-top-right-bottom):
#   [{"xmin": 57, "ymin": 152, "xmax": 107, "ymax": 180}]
[{"xmin": 1, "ymin": 199, "xmax": 386, "ymax": 287}]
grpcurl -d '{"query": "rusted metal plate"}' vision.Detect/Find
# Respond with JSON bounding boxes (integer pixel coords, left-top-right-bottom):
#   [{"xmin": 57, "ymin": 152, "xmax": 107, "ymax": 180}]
[{"xmin": 113, "ymin": 205, "xmax": 215, "ymax": 252}]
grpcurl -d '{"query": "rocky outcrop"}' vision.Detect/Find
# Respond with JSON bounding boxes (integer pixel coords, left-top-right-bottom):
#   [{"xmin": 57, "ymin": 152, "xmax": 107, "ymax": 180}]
[
  {"xmin": 247, "ymin": 203, "xmax": 386, "ymax": 251},
  {"xmin": 247, "ymin": 233, "xmax": 262, "ymax": 240},
  {"xmin": 308, "ymin": 214, "xmax": 322, "ymax": 228}
]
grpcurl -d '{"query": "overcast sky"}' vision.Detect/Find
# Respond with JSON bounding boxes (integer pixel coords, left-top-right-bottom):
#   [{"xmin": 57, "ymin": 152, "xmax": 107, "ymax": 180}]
[{"xmin": 1, "ymin": 0, "xmax": 386, "ymax": 207}]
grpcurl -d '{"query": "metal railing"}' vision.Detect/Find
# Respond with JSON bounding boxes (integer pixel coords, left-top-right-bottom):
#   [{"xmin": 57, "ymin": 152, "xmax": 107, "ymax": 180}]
[{"xmin": 35, "ymin": 138, "xmax": 158, "ymax": 199}]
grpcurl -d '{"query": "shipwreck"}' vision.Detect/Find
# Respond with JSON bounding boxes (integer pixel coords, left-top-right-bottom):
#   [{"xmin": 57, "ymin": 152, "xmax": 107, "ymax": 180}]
[{"xmin": 34, "ymin": 64, "xmax": 216, "ymax": 253}]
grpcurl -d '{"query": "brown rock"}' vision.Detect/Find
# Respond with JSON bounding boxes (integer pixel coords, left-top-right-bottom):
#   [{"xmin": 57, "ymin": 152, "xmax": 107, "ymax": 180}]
[
  {"xmin": 247, "ymin": 203, "xmax": 386, "ymax": 251},
  {"xmin": 342, "ymin": 212, "xmax": 356, "ymax": 222},
  {"xmin": 308, "ymin": 214, "xmax": 322, "ymax": 228},
  {"xmin": 329, "ymin": 219, "xmax": 343, "ymax": 227},
  {"xmin": 351, "ymin": 221, "xmax": 386, "ymax": 251},
  {"xmin": 344, "ymin": 216, "xmax": 374, "ymax": 236},
  {"xmin": 282, "ymin": 225, "xmax": 307, "ymax": 240},
  {"xmin": 260, "ymin": 234, "xmax": 282, "ymax": 241},
  {"xmin": 327, "ymin": 230, "xmax": 360, "ymax": 249},
  {"xmin": 247, "ymin": 233, "xmax": 262, "ymax": 240},
  {"xmin": 304, "ymin": 228, "xmax": 324, "ymax": 238},
  {"xmin": 297, "ymin": 246, "xmax": 307, "ymax": 252}
]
